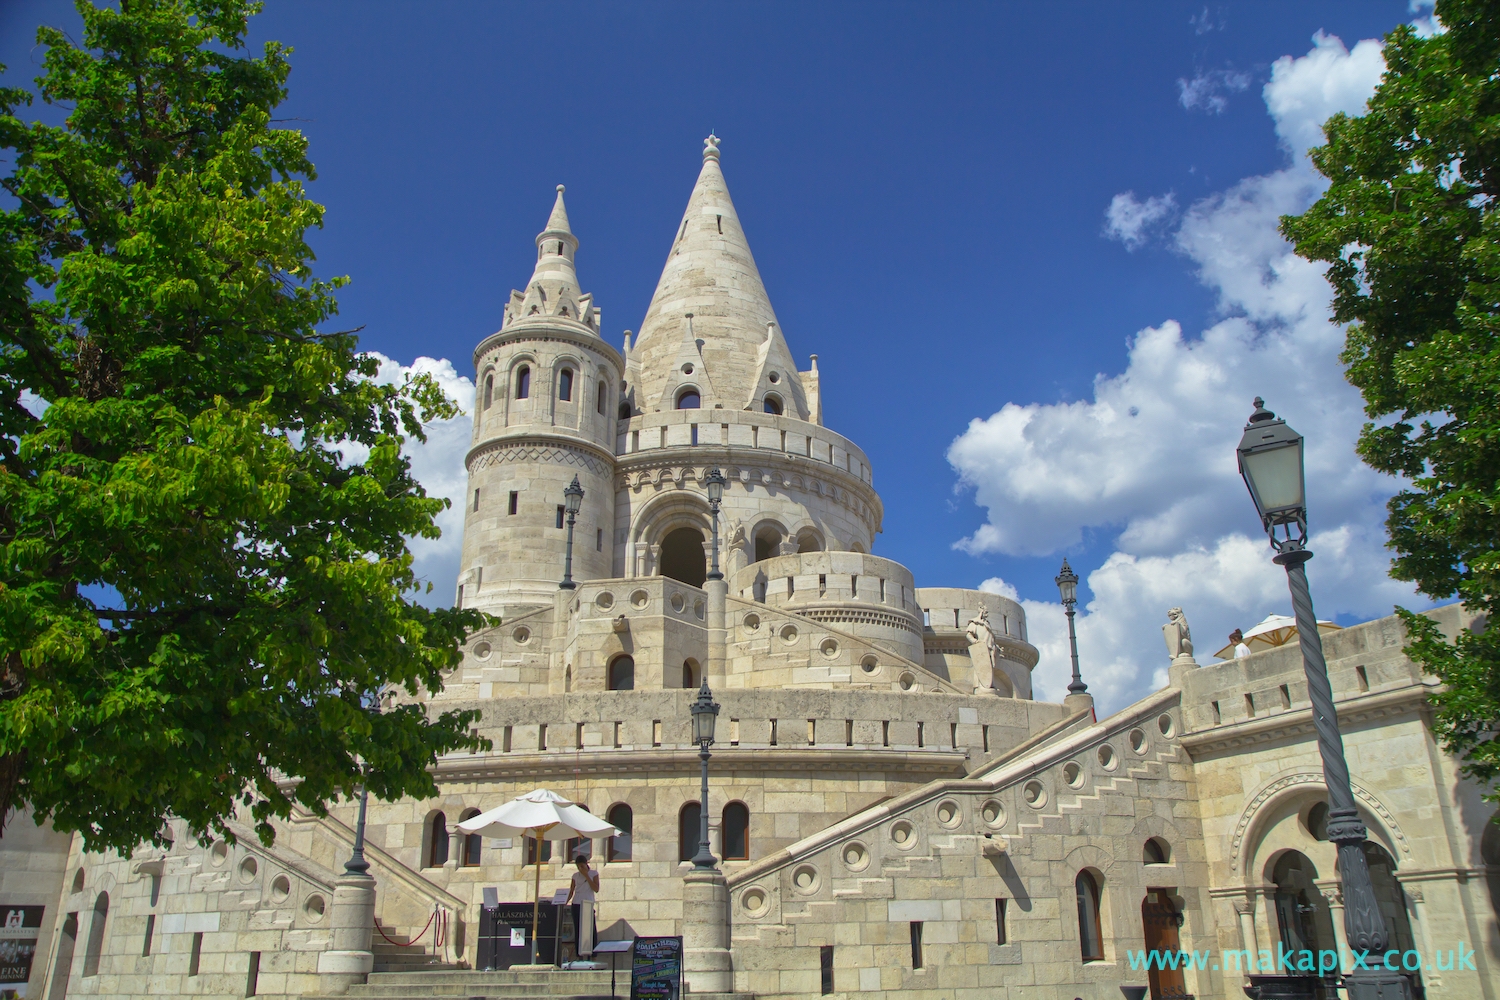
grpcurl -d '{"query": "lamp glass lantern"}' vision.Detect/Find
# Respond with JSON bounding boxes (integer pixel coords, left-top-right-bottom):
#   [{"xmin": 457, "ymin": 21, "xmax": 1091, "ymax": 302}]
[
  {"xmin": 563, "ymin": 476, "xmax": 585, "ymax": 516},
  {"xmin": 705, "ymin": 468, "xmax": 726, "ymax": 506},
  {"xmin": 690, "ymin": 681, "xmax": 720, "ymax": 745},
  {"xmin": 1236, "ymin": 398, "xmax": 1306, "ymax": 543},
  {"xmin": 1054, "ymin": 559, "xmax": 1079, "ymax": 607}
]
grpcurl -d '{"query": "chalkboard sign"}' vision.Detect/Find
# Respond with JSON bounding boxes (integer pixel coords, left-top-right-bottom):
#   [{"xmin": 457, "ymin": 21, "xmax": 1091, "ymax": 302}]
[{"xmin": 629, "ymin": 936, "xmax": 682, "ymax": 1000}]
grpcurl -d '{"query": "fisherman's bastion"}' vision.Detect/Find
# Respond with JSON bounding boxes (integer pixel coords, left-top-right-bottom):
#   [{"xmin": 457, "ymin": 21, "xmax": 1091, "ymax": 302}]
[{"xmin": 3, "ymin": 138, "xmax": 1497, "ymax": 1000}]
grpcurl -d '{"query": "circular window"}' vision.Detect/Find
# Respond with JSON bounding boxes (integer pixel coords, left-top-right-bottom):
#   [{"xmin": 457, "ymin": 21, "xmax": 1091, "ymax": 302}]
[
  {"xmin": 1097, "ymin": 744, "xmax": 1117, "ymax": 771},
  {"xmin": 743, "ymin": 612, "xmax": 761, "ymax": 631},
  {"xmin": 768, "ymin": 371, "xmax": 780, "ymax": 384},
  {"xmin": 513, "ymin": 626, "xmax": 531, "ymax": 645},
  {"xmin": 238, "ymin": 856, "xmax": 259, "ymax": 883},
  {"xmin": 898, "ymin": 671, "xmax": 916, "ymax": 691},
  {"xmin": 791, "ymin": 864, "xmax": 820, "ymax": 895},
  {"xmin": 780, "ymin": 624, "xmax": 798, "ymax": 644},
  {"xmin": 596, "ymin": 592, "xmax": 615, "ymax": 611},
  {"xmin": 890, "ymin": 821, "xmax": 916, "ymax": 850},
  {"xmin": 211, "ymin": 841, "xmax": 229, "ymax": 866},
  {"xmin": 1158, "ymin": 713, "xmax": 1175, "ymax": 738},
  {"xmin": 270, "ymin": 874, "xmax": 291, "ymax": 903},
  {"xmin": 860, "ymin": 655, "xmax": 879, "ymax": 675},
  {"xmin": 820, "ymin": 637, "xmax": 839, "ymax": 658},
  {"xmin": 936, "ymin": 800, "xmax": 961, "ymax": 829},
  {"xmin": 694, "ymin": 599, "xmax": 705, "ymax": 620},
  {"xmin": 981, "ymin": 799, "xmax": 1006, "ymax": 828},
  {"xmin": 682, "ymin": 363, "xmax": 694, "ymax": 375},
  {"xmin": 671, "ymin": 593, "xmax": 686, "ymax": 614},
  {"xmin": 1064, "ymin": 762, "xmax": 1084, "ymax": 788},
  {"xmin": 841, "ymin": 841, "xmax": 870, "ymax": 872},
  {"xmin": 472, "ymin": 641, "xmax": 492, "ymax": 660},
  {"xmin": 1129, "ymin": 728, "xmax": 1148, "ymax": 754},
  {"xmin": 1023, "ymin": 780, "xmax": 1047, "ymax": 809},
  {"xmin": 741, "ymin": 886, "xmax": 769, "ymax": 917},
  {"xmin": 303, "ymin": 894, "xmax": 326, "ymax": 922},
  {"xmin": 631, "ymin": 590, "xmax": 650, "ymax": 610}
]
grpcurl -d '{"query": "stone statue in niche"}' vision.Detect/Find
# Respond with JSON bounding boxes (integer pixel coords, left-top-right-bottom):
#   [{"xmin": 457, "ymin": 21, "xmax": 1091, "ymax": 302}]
[
  {"xmin": 1162, "ymin": 607, "xmax": 1194, "ymax": 662},
  {"xmin": 965, "ymin": 608, "xmax": 999, "ymax": 695}
]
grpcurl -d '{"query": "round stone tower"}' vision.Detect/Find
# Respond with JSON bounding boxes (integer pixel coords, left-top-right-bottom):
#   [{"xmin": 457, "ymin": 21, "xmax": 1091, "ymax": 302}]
[{"xmin": 459, "ymin": 187, "xmax": 623, "ymax": 611}]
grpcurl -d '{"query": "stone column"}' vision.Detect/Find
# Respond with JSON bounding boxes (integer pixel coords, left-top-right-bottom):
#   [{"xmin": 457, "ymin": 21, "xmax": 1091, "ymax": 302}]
[
  {"xmin": 317, "ymin": 872, "xmax": 377, "ymax": 994},
  {"xmin": 1401, "ymin": 886, "xmax": 1440, "ymax": 989},
  {"xmin": 1233, "ymin": 898, "xmax": 1257, "ymax": 965},
  {"xmin": 705, "ymin": 576, "xmax": 728, "ymax": 686},
  {"xmin": 682, "ymin": 868, "xmax": 732, "ymax": 994},
  {"xmin": 1318, "ymin": 882, "xmax": 1350, "ymax": 973}
]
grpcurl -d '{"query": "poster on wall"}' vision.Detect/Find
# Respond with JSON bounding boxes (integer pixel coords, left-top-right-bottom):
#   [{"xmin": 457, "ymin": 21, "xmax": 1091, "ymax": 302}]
[
  {"xmin": 629, "ymin": 936, "xmax": 682, "ymax": 1000},
  {"xmin": 0, "ymin": 906, "xmax": 44, "ymax": 999}
]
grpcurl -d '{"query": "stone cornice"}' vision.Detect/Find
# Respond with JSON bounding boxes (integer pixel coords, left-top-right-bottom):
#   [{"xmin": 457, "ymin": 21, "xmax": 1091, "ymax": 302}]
[
  {"xmin": 473, "ymin": 323, "xmax": 625, "ymax": 371},
  {"xmin": 431, "ymin": 746, "xmax": 970, "ymax": 784},
  {"xmin": 465, "ymin": 433, "xmax": 617, "ymax": 474},
  {"xmin": 1180, "ymin": 685, "xmax": 1431, "ymax": 760}
]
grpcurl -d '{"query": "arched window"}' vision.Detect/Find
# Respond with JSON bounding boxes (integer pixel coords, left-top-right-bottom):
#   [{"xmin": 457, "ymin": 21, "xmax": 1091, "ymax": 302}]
[
  {"xmin": 1075, "ymin": 871, "xmax": 1104, "ymax": 962},
  {"xmin": 722, "ymin": 802, "xmax": 750, "ymax": 861},
  {"xmin": 427, "ymin": 812, "xmax": 449, "ymax": 868},
  {"xmin": 608, "ymin": 655, "xmax": 635, "ymax": 691},
  {"xmin": 676, "ymin": 389, "xmax": 701, "ymax": 410},
  {"xmin": 565, "ymin": 804, "xmax": 593, "ymax": 862},
  {"xmin": 660, "ymin": 527, "xmax": 706, "ymax": 587},
  {"xmin": 1271, "ymin": 850, "xmax": 1334, "ymax": 958},
  {"xmin": 460, "ymin": 809, "xmax": 482, "ymax": 867},
  {"xmin": 682, "ymin": 660, "xmax": 698, "ymax": 689},
  {"xmin": 483, "ymin": 374, "xmax": 494, "ymax": 409},
  {"xmin": 796, "ymin": 531, "xmax": 823, "ymax": 554},
  {"xmin": 82, "ymin": 891, "xmax": 108, "ymax": 977},
  {"xmin": 559, "ymin": 368, "xmax": 574, "ymax": 401},
  {"xmin": 515, "ymin": 366, "xmax": 531, "ymax": 400},
  {"xmin": 525, "ymin": 834, "xmax": 553, "ymax": 866},
  {"xmin": 679, "ymin": 801, "xmax": 702, "ymax": 862},
  {"xmin": 1143, "ymin": 838, "xmax": 1170, "ymax": 865},
  {"xmin": 763, "ymin": 394, "xmax": 783, "ymax": 415},
  {"xmin": 597, "ymin": 380, "xmax": 607, "ymax": 415},
  {"xmin": 606, "ymin": 804, "xmax": 633, "ymax": 862},
  {"xmin": 754, "ymin": 530, "xmax": 781, "ymax": 563}
]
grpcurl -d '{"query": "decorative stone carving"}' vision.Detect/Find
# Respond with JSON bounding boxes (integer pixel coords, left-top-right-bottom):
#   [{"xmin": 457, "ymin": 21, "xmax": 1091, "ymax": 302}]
[
  {"xmin": 965, "ymin": 608, "xmax": 999, "ymax": 695},
  {"xmin": 1163, "ymin": 607, "xmax": 1194, "ymax": 661}
]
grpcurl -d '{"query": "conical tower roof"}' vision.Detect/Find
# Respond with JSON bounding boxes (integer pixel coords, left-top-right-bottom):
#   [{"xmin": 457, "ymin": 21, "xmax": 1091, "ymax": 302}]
[
  {"xmin": 500, "ymin": 185, "xmax": 600, "ymax": 333},
  {"xmin": 630, "ymin": 136, "xmax": 809, "ymax": 418}
]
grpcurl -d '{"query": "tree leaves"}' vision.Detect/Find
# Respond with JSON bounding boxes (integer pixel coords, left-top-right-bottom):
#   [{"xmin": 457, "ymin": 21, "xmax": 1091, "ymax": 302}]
[
  {"xmin": 1281, "ymin": 0, "xmax": 1500, "ymax": 796},
  {"xmin": 0, "ymin": 0, "xmax": 486, "ymax": 852}
]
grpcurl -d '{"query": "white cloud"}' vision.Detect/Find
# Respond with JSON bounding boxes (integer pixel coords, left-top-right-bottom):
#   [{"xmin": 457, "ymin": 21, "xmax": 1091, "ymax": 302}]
[
  {"xmin": 978, "ymin": 577, "xmax": 1020, "ymax": 601},
  {"xmin": 1103, "ymin": 191, "xmax": 1178, "ymax": 250},
  {"xmin": 1178, "ymin": 68, "xmax": 1251, "ymax": 114},
  {"xmin": 949, "ymin": 32, "xmax": 1421, "ymax": 714},
  {"xmin": 365, "ymin": 353, "xmax": 475, "ymax": 604}
]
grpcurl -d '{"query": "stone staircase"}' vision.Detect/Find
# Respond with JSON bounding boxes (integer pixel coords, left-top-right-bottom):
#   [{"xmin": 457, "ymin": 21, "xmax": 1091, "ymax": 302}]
[{"xmin": 371, "ymin": 938, "xmax": 464, "ymax": 974}]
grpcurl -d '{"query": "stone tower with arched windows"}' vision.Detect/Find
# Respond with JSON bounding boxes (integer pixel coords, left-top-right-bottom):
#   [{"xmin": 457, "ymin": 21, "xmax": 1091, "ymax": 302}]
[{"xmin": 460, "ymin": 185, "xmax": 623, "ymax": 610}]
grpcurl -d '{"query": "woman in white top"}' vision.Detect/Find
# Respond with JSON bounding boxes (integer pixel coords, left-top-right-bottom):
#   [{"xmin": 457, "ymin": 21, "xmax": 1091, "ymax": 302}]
[{"xmin": 566, "ymin": 853, "xmax": 600, "ymax": 957}]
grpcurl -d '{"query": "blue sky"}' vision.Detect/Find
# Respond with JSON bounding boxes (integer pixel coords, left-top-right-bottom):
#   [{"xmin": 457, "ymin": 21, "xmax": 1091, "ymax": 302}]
[{"xmin": 1, "ymin": 1, "xmax": 1433, "ymax": 711}]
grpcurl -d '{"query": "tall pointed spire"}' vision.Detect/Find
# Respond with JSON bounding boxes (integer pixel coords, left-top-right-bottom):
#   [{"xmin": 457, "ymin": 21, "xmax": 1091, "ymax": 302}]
[
  {"xmin": 630, "ymin": 137, "xmax": 809, "ymax": 418},
  {"xmin": 501, "ymin": 185, "xmax": 600, "ymax": 333}
]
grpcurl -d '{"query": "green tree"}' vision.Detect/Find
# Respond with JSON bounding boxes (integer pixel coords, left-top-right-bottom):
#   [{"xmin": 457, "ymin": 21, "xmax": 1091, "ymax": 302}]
[
  {"xmin": 1281, "ymin": 0, "xmax": 1500, "ymax": 792},
  {"xmin": 0, "ymin": 0, "xmax": 485, "ymax": 853}
]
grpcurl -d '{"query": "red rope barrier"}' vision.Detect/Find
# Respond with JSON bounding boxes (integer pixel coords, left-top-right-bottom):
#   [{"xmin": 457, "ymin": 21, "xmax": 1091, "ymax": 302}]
[{"xmin": 374, "ymin": 907, "xmax": 436, "ymax": 948}]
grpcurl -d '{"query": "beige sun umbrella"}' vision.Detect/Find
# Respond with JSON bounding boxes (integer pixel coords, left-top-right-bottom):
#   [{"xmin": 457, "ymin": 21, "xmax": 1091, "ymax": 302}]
[
  {"xmin": 458, "ymin": 789, "xmax": 617, "ymax": 965},
  {"xmin": 1213, "ymin": 613, "xmax": 1342, "ymax": 660}
]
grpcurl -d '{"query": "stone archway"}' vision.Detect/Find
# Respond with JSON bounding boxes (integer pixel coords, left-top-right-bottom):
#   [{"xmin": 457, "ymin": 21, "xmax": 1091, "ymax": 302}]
[{"xmin": 660, "ymin": 527, "xmax": 706, "ymax": 587}]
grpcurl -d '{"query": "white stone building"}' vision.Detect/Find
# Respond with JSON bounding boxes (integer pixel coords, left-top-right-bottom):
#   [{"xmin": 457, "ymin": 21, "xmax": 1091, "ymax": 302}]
[{"xmin": 8, "ymin": 137, "xmax": 1497, "ymax": 1000}]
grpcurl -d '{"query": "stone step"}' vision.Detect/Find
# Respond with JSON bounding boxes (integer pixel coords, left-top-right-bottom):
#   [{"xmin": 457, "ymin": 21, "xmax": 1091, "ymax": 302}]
[{"xmin": 368, "ymin": 971, "xmax": 613, "ymax": 986}]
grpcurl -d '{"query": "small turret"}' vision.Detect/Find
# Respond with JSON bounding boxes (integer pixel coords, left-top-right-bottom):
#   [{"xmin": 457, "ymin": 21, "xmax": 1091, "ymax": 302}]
[{"xmin": 503, "ymin": 185, "xmax": 600, "ymax": 332}]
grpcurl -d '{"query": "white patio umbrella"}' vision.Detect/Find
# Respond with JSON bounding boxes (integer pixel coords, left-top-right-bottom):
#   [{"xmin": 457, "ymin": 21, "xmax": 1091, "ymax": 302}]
[
  {"xmin": 1213, "ymin": 613, "xmax": 1342, "ymax": 660},
  {"xmin": 458, "ymin": 789, "xmax": 617, "ymax": 965}
]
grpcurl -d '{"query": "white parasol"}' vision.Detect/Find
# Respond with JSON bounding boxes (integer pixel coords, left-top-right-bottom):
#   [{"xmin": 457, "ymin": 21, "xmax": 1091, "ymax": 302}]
[
  {"xmin": 458, "ymin": 789, "xmax": 617, "ymax": 965},
  {"xmin": 1213, "ymin": 613, "xmax": 1342, "ymax": 660}
]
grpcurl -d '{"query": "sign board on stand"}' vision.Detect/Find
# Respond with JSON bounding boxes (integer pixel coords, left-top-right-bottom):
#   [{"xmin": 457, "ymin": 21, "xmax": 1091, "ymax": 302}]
[
  {"xmin": 629, "ymin": 936, "xmax": 682, "ymax": 1000},
  {"xmin": 0, "ymin": 905, "xmax": 44, "ymax": 998}
]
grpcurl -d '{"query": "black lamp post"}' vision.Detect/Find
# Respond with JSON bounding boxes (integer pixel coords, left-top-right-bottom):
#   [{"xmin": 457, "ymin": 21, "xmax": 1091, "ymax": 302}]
[
  {"xmin": 689, "ymin": 679, "xmax": 720, "ymax": 871},
  {"xmin": 560, "ymin": 475, "xmax": 585, "ymax": 590},
  {"xmin": 1055, "ymin": 558, "xmax": 1087, "ymax": 697},
  {"xmin": 1237, "ymin": 398, "xmax": 1409, "ymax": 1000},
  {"xmin": 344, "ymin": 690, "xmax": 381, "ymax": 877},
  {"xmin": 704, "ymin": 468, "xmax": 727, "ymax": 581}
]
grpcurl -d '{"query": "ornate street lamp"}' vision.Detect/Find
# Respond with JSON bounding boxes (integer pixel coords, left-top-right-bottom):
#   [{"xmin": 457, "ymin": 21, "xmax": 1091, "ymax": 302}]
[
  {"xmin": 1237, "ymin": 398, "xmax": 1409, "ymax": 1000},
  {"xmin": 343, "ymin": 689, "xmax": 382, "ymax": 876},
  {"xmin": 704, "ymin": 468, "xmax": 727, "ymax": 581},
  {"xmin": 560, "ymin": 476, "xmax": 585, "ymax": 590},
  {"xmin": 1055, "ymin": 558, "xmax": 1087, "ymax": 697},
  {"xmin": 689, "ymin": 679, "xmax": 720, "ymax": 871}
]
